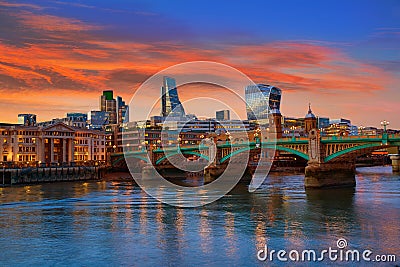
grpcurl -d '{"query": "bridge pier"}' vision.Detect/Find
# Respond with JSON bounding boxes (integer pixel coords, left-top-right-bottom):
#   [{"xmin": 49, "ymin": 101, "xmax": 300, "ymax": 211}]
[
  {"xmin": 390, "ymin": 155, "xmax": 400, "ymax": 172},
  {"xmin": 304, "ymin": 128, "xmax": 358, "ymax": 189},
  {"xmin": 305, "ymin": 162, "xmax": 356, "ymax": 189}
]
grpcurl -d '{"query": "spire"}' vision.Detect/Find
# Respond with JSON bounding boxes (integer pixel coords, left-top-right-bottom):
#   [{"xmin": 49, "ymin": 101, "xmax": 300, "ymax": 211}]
[{"xmin": 305, "ymin": 103, "xmax": 316, "ymax": 119}]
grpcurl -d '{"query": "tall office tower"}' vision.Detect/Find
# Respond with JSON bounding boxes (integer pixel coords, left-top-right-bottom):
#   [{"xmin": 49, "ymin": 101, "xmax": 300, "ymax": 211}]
[
  {"xmin": 18, "ymin": 114, "xmax": 37, "ymax": 126},
  {"xmin": 161, "ymin": 76, "xmax": 185, "ymax": 118},
  {"xmin": 245, "ymin": 84, "xmax": 282, "ymax": 124},
  {"xmin": 116, "ymin": 96, "xmax": 129, "ymax": 124},
  {"xmin": 216, "ymin": 110, "xmax": 230, "ymax": 121},
  {"xmin": 100, "ymin": 90, "xmax": 117, "ymax": 124}
]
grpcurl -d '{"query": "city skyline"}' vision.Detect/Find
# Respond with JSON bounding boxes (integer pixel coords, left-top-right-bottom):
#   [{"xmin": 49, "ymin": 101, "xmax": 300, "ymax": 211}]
[
  {"xmin": 1, "ymin": 79, "xmax": 398, "ymax": 131},
  {"xmin": 0, "ymin": 1, "xmax": 399, "ymax": 128}
]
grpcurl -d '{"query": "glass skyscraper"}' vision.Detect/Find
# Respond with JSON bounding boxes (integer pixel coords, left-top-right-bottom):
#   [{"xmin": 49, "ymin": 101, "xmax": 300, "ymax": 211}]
[
  {"xmin": 245, "ymin": 84, "xmax": 282, "ymax": 123},
  {"xmin": 161, "ymin": 76, "xmax": 185, "ymax": 118},
  {"xmin": 100, "ymin": 90, "xmax": 129, "ymax": 125},
  {"xmin": 100, "ymin": 90, "xmax": 117, "ymax": 124},
  {"xmin": 116, "ymin": 96, "xmax": 129, "ymax": 124}
]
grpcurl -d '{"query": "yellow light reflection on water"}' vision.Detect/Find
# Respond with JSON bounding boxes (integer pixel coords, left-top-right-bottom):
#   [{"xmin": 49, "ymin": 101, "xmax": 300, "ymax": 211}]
[
  {"xmin": 199, "ymin": 209, "xmax": 211, "ymax": 254},
  {"xmin": 139, "ymin": 190, "xmax": 148, "ymax": 235},
  {"xmin": 224, "ymin": 211, "xmax": 237, "ymax": 256}
]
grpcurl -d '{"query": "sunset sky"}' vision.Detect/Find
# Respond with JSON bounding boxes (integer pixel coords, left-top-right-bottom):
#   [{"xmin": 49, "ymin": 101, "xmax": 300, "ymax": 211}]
[{"xmin": 0, "ymin": 0, "xmax": 399, "ymax": 128}]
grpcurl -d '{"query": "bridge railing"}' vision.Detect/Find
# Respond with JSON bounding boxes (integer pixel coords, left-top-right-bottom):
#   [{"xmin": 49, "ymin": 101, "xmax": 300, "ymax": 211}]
[
  {"xmin": 322, "ymin": 134, "xmax": 399, "ymax": 140},
  {"xmin": 112, "ymin": 134, "xmax": 400, "ymax": 157},
  {"xmin": 277, "ymin": 137, "xmax": 309, "ymax": 141},
  {"xmin": 322, "ymin": 135, "xmax": 382, "ymax": 140}
]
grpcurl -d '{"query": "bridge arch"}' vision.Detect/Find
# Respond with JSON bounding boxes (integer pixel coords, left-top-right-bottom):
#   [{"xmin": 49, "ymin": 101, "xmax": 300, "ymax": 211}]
[
  {"xmin": 219, "ymin": 147, "xmax": 251, "ymax": 163},
  {"xmin": 275, "ymin": 145, "xmax": 309, "ymax": 161},
  {"xmin": 219, "ymin": 145, "xmax": 309, "ymax": 163},
  {"xmin": 112, "ymin": 153, "xmax": 150, "ymax": 167},
  {"xmin": 324, "ymin": 143, "xmax": 390, "ymax": 162},
  {"xmin": 155, "ymin": 151, "xmax": 210, "ymax": 165}
]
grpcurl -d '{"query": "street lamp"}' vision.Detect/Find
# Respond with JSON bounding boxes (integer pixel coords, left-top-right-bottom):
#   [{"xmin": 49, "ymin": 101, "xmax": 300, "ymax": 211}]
[
  {"xmin": 284, "ymin": 130, "xmax": 289, "ymax": 137},
  {"xmin": 140, "ymin": 141, "xmax": 146, "ymax": 151},
  {"xmin": 358, "ymin": 125, "xmax": 365, "ymax": 136},
  {"xmin": 225, "ymin": 131, "xmax": 231, "ymax": 143},
  {"xmin": 290, "ymin": 126, "xmax": 296, "ymax": 139},
  {"xmin": 381, "ymin": 120, "xmax": 389, "ymax": 133}
]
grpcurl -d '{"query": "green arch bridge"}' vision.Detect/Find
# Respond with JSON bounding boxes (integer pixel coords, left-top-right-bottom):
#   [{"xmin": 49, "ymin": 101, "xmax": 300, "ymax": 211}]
[{"xmin": 111, "ymin": 134, "xmax": 400, "ymax": 189}]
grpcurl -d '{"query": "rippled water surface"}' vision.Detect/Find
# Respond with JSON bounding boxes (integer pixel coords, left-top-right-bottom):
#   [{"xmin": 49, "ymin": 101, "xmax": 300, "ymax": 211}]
[{"xmin": 0, "ymin": 166, "xmax": 399, "ymax": 266}]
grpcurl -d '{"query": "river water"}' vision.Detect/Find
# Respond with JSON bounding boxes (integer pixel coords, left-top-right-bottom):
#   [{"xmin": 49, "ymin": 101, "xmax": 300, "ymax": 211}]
[{"xmin": 0, "ymin": 166, "xmax": 399, "ymax": 266}]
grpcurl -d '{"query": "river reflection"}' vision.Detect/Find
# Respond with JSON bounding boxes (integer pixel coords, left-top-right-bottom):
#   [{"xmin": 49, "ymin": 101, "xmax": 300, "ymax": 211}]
[{"xmin": 0, "ymin": 166, "xmax": 399, "ymax": 266}]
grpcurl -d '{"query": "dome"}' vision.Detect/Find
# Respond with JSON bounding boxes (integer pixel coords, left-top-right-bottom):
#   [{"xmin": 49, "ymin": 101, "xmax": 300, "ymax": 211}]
[{"xmin": 305, "ymin": 104, "xmax": 316, "ymax": 119}]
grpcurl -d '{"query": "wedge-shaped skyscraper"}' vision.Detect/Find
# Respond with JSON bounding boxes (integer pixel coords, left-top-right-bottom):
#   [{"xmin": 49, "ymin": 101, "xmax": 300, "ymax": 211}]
[{"xmin": 161, "ymin": 76, "xmax": 186, "ymax": 118}]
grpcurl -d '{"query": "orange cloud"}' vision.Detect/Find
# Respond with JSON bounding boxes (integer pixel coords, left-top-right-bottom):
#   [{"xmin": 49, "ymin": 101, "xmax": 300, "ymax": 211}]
[{"xmin": 226, "ymin": 42, "xmax": 393, "ymax": 93}]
